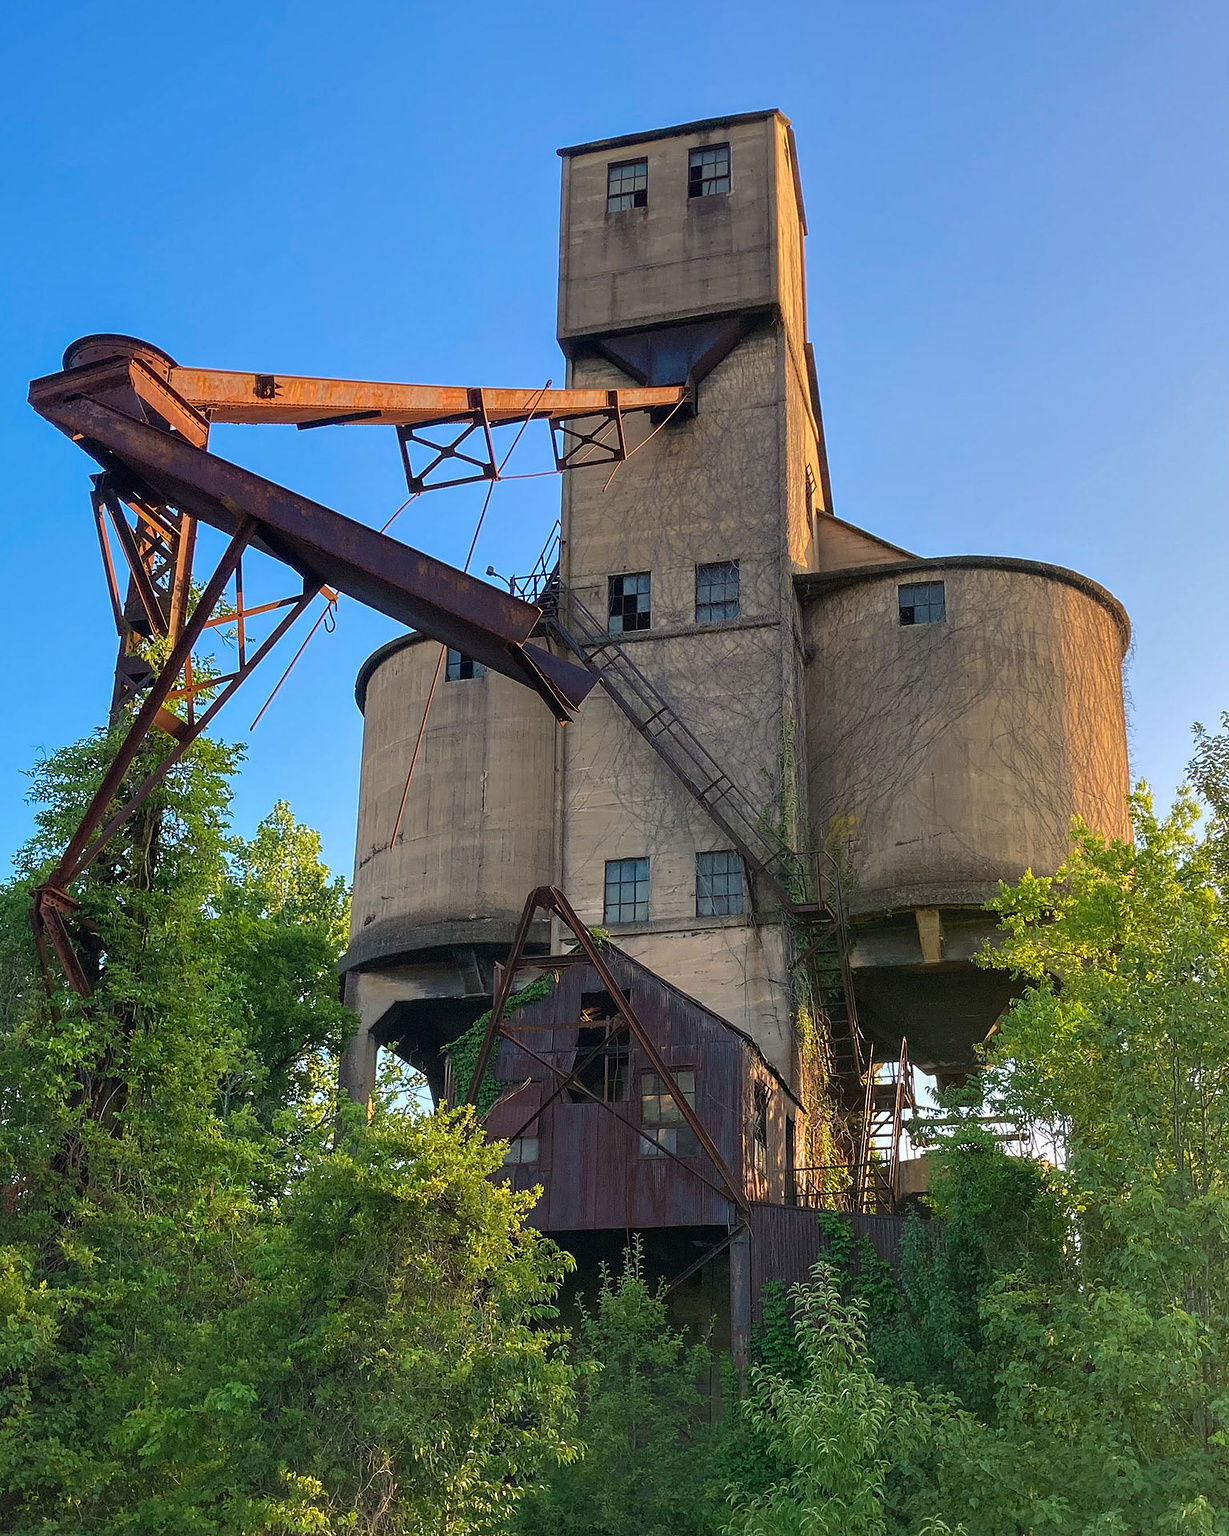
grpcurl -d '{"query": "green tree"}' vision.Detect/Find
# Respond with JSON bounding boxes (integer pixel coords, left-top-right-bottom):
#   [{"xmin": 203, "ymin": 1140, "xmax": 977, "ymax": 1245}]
[
  {"xmin": 0, "ymin": 726, "xmax": 575, "ymax": 1533},
  {"xmin": 722, "ymin": 1266, "xmax": 978, "ymax": 1536},
  {"xmin": 516, "ymin": 1239, "xmax": 715, "ymax": 1536}
]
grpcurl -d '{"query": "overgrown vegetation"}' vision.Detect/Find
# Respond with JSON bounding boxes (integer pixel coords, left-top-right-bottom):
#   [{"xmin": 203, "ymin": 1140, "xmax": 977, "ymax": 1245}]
[
  {"xmin": 0, "ymin": 727, "xmax": 574, "ymax": 1533},
  {"xmin": 9, "ymin": 705, "xmax": 1229, "ymax": 1530}
]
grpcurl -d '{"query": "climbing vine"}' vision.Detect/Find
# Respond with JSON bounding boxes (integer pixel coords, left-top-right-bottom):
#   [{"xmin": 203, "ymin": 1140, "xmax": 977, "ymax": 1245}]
[{"xmin": 446, "ymin": 973, "xmax": 557, "ymax": 1115}]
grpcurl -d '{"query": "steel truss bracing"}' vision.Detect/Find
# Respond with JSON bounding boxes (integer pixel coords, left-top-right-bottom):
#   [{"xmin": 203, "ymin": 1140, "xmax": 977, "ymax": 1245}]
[
  {"xmin": 463, "ymin": 884, "xmax": 749, "ymax": 1220},
  {"xmin": 27, "ymin": 334, "xmax": 684, "ymax": 998}
]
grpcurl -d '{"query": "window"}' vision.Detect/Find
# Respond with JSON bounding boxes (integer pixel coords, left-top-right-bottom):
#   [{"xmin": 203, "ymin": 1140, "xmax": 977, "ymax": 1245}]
[
  {"xmin": 898, "ymin": 581, "xmax": 945, "ymax": 626},
  {"xmin": 608, "ymin": 572, "xmax": 651, "ymax": 633},
  {"xmin": 641, "ymin": 1070, "xmax": 698, "ymax": 1157},
  {"xmin": 604, "ymin": 857, "xmax": 649, "ymax": 924},
  {"xmin": 785, "ymin": 1116, "xmax": 797, "ymax": 1205},
  {"xmin": 608, "ymin": 158, "xmax": 648, "ymax": 212},
  {"xmin": 445, "ymin": 649, "xmax": 486, "ymax": 680},
  {"xmin": 695, "ymin": 560, "xmax": 739, "ymax": 624},
  {"xmin": 805, "ymin": 465, "xmax": 818, "ymax": 527},
  {"xmin": 503, "ymin": 1136, "xmax": 538, "ymax": 1165},
  {"xmin": 752, "ymin": 1082, "xmax": 769, "ymax": 1176},
  {"xmin": 688, "ymin": 143, "xmax": 730, "ymax": 198},
  {"xmin": 696, "ymin": 850, "xmax": 745, "ymax": 916},
  {"xmin": 568, "ymin": 993, "xmax": 630, "ymax": 1102}
]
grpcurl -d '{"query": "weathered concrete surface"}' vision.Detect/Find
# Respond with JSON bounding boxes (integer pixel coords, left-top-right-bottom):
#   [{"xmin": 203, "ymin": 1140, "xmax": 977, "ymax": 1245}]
[
  {"xmin": 800, "ymin": 558, "xmax": 1131, "ymax": 914},
  {"xmin": 556, "ymin": 113, "xmax": 824, "ymax": 1078}
]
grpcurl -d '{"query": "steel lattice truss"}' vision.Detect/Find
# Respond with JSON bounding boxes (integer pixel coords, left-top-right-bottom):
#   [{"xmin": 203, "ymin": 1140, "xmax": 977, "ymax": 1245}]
[{"xmin": 27, "ymin": 334, "xmax": 688, "ymax": 996}]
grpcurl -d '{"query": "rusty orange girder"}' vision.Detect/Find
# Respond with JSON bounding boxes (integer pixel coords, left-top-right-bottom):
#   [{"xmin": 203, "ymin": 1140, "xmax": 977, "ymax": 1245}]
[{"xmin": 27, "ymin": 334, "xmax": 690, "ymax": 998}]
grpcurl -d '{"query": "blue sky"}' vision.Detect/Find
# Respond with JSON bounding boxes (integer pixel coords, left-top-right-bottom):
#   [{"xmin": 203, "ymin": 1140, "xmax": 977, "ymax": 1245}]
[{"xmin": 2, "ymin": 1, "xmax": 1226, "ymax": 880}]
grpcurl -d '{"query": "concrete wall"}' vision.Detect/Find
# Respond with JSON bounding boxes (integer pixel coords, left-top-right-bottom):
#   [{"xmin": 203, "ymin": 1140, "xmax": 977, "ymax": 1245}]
[
  {"xmin": 559, "ymin": 113, "xmax": 785, "ymax": 341},
  {"xmin": 800, "ymin": 558, "xmax": 1132, "ymax": 915},
  {"xmin": 349, "ymin": 633, "xmax": 557, "ymax": 967}
]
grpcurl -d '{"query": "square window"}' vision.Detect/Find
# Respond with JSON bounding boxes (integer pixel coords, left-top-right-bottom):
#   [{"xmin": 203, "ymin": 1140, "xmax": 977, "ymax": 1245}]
[
  {"xmin": 445, "ymin": 649, "xmax": 486, "ymax": 680},
  {"xmin": 502, "ymin": 1136, "xmax": 539, "ymax": 1166},
  {"xmin": 604, "ymin": 857, "xmax": 649, "ymax": 924},
  {"xmin": 696, "ymin": 850, "xmax": 745, "ymax": 916},
  {"xmin": 641, "ymin": 1070, "xmax": 698, "ymax": 1157},
  {"xmin": 898, "ymin": 581, "xmax": 945, "ymax": 626},
  {"xmin": 696, "ymin": 560, "xmax": 739, "ymax": 624},
  {"xmin": 688, "ymin": 143, "xmax": 730, "ymax": 198},
  {"xmin": 608, "ymin": 158, "xmax": 648, "ymax": 212},
  {"xmin": 608, "ymin": 572, "xmax": 651, "ymax": 633}
]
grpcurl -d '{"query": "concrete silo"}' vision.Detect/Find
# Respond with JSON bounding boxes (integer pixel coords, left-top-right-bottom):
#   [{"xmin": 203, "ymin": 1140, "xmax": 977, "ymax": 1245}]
[{"xmin": 799, "ymin": 555, "xmax": 1131, "ymax": 1080}]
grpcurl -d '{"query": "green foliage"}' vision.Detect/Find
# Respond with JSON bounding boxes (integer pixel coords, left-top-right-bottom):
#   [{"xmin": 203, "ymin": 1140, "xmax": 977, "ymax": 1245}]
[
  {"xmin": 872, "ymin": 1137, "xmax": 1064, "ymax": 1410},
  {"xmin": 0, "ymin": 727, "xmax": 576, "ymax": 1533},
  {"xmin": 447, "ymin": 974, "xmax": 556, "ymax": 1116},
  {"xmin": 814, "ymin": 1211, "xmax": 900, "ymax": 1327},
  {"xmin": 212, "ymin": 801, "xmax": 353, "ymax": 1122},
  {"xmin": 723, "ymin": 1265, "xmax": 979, "ymax": 1536},
  {"xmin": 515, "ymin": 1238, "xmax": 716, "ymax": 1536}
]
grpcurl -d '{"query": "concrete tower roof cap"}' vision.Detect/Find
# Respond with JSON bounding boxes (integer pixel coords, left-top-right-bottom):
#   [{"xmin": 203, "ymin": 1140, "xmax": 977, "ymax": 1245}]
[{"xmin": 558, "ymin": 109, "xmax": 789, "ymax": 158}]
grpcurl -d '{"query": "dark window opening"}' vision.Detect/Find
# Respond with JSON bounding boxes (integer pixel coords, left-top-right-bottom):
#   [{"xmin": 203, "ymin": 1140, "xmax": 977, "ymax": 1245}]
[
  {"xmin": 569, "ymin": 993, "xmax": 630, "ymax": 1103},
  {"xmin": 688, "ymin": 143, "xmax": 730, "ymax": 198},
  {"xmin": 445, "ymin": 649, "xmax": 486, "ymax": 680},
  {"xmin": 609, "ymin": 572, "xmax": 651, "ymax": 633},
  {"xmin": 608, "ymin": 158, "xmax": 648, "ymax": 212},
  {"xmin": 604, "ymin": 857, "xmax": 649, "ymax": 924},
  {"xmin": 785, "ymin": 1116, "xmax": 797, "ymax": 1205},
  {"xmin": 695, "ymin": 560, "xmax": 739, "ymax": 624},
  {"xmin": 696, "ymin": 850, "xmax": 745, "ymax": 916},
  {"xmin": 641, "ymin": 1069, "xmax": 698, "ymax": 1157},
  {"xmin": 806, "ymin": 465, "xmax": 818, "ymax": 528},
  {"xmin": 898, "ymin": 581, "xmax": 945, "ymax": 626},
  {"xmin": 752, "ymin": 1081, "xmax": 770, "ymax": 1176}
]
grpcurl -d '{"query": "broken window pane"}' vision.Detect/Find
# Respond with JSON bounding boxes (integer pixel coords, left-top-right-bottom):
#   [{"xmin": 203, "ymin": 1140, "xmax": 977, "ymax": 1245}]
[
  {"xmin": 604, "ymin": 857, "xmax": 649, "ymax": 923},
  {"xmin": 568, "ymin": 993, "xmax": 631, "ymax": 1102},
  {"xmin": 695, "ymin": 560, "xmax": 739, "ymax": 624},
  {"xmin": 696, "ymin": 850, "xmax": 745, "ymax": 916},
  {"xmin": 445, "ymin": 649, "xmax": 487, "ymax": 680},
  {"xmin": 641, "ymin": 1069, "xmax": 698, "ymax": 1157},
  {"xmin": 898, "ymin": 581, "xmax": 945, "ymax": 626},
  {"xmin": 608, "ymin": 572, "xmax": 651, "ymax": 633},
  {"xmin": 688, "ymin": 143, "xmax": 730, "ymax": 198},
  {"xmin": 502, "ymin": 1136, "xmax": 539, "ymax": 1165},
  {"xmin": 608, "ymin": 157, "xmax": 648, "ymax": 212}
]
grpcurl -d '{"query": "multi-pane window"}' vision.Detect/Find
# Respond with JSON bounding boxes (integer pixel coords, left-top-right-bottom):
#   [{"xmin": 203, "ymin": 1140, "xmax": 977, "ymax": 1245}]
[
  {"xmin": 898, "ymin": 581, "xmax": 945, "ymax": 626},
  {"xmin": 752, "ymin": 1082, "xmax": 770, "ymax": 1175},
  {"xmin": 568, "ymin": 992, "xmax": 630, "ymax": 1103},
  {"xmin": 640, "ymin": 1070, "xmax": 698, "ymax": 1157},
  {"xmin": 688, "ymin": 143, "xmax": 730, "ymax": 198},
  {"xmin": 502, "ymin": 1136, "xmax": 538, "ymax": 1165},
  {"xmin": 604, "ymin": 857, "xmax": 649, "ymax": 924},
  {"xmin": 695, "ymin": 560, "xmax": 739, "ymax": 624},
  {"xmin": 445, "ymin": 649, "xmax": 486, "ymax": 680},
  {"xmin": 696, "ymin": 850, "xmax": 745, "ymax": 917},
  {"xmin": 609, "ymin": 572, "xmax": 651, "ymax": 633},
  {"xmin": 607, "ymin": 157, "xmax": 648, "ymax": 212}
]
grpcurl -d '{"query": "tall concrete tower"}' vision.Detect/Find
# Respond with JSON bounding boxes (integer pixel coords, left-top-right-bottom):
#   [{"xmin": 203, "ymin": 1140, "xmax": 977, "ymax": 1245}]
[{"xmin": 551, "ymin": 110, "xmax": 830, "ymax": 1079}]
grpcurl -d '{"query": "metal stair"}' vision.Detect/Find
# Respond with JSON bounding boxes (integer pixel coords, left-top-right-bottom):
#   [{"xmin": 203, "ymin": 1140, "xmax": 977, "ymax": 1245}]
[
  {"xmin": 547, "ymin": 585, "xmax": 808, "ymax": 911},
  {"xmin": 541, "ymin": 575, "xmax": 909, "ymax": 1210}
]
